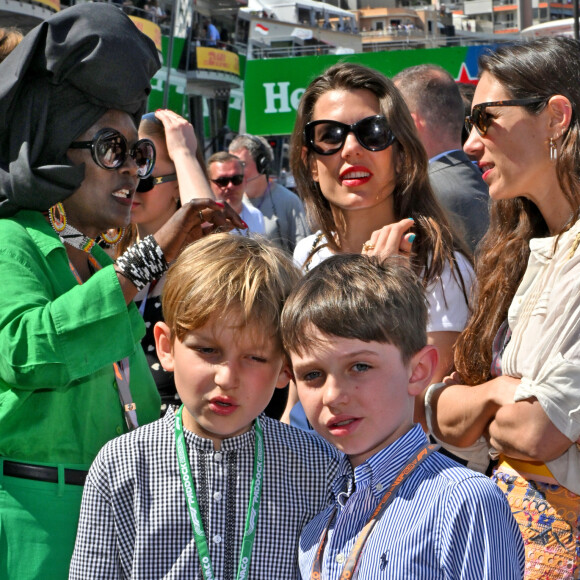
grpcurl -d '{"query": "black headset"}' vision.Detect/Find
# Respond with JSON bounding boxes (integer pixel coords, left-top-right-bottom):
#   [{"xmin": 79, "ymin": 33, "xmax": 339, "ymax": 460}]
[{"xmin": 242, "ymin": 134, "xmax": 272, "ymax": 175}]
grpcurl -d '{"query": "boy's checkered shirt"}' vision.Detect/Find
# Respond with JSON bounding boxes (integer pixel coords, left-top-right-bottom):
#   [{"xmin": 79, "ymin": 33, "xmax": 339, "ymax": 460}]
[{"xmin": 70, "ymin": 406, "xmax": 340, "ymax": 579}]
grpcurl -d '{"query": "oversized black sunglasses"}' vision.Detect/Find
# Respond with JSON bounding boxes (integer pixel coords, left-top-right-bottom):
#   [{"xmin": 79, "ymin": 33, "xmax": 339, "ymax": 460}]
[
  {"xmin": 211, "ymin": 174, "xmax": 244, "ymax": 187},
  {"xmin": 69, "ymin": 128, "xmax": 156, "ymax": 178},
  {"xmin": 304, "ymin": 115, "xmax": 396, "ymax": 156},
  {"xmin": 137, "ymin": 173, "xmax": 178, "ymax": 193},
  {"xmin": 465, "ymin": 97, "xmax": 548, "ymax": 137}
]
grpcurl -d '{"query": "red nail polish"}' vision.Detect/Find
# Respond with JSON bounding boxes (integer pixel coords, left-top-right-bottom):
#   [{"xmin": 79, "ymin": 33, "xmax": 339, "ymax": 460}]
[
  {"xmin": 241, "ymin": 220, "xmax": 249, "ymax": 229},
  {"xmin": 215, "ymin": 201, "xmax": 225, "ymax": 208}
]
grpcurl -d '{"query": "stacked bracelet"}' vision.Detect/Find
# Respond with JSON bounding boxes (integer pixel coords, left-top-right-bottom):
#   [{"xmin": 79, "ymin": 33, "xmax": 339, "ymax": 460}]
[{"xmin": 116, "ymin": 235, "xmax": 168, "ymax": 291}]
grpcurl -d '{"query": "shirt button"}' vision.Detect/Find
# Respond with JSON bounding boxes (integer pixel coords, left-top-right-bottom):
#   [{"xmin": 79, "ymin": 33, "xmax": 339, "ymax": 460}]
[
  {"xmin": 213, "ymin": 491, "xmax": 222, "ymax": 501},
  {"xmin": 214, "ymin": 452, "xmax": 223, "ymax": 462},
  {"xmin": 336, "ymin": 554, "xmax": 345, "ymax": 564},
  {"xmin": 213, "ymin": 535, "xmax": 222, "ymax": 544},
  {"xmin": 375, "ymin": 483, "xmax": 384, "ymax": 492}
]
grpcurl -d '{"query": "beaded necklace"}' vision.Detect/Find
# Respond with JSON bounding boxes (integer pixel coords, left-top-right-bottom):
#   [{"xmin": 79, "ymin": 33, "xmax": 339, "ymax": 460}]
[{"xmin": 48, "ymin": 202, "xmax": 101, "ymax": 272}]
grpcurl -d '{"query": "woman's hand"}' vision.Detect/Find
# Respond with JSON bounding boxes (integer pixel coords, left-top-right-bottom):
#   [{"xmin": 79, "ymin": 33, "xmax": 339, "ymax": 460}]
[
  {"xmin": 154, "ymin": 109, "xmax": 198, "ymax": 161},
  {"xmin": 361, "ymin": 217, "xmax": 415, "ymax": 261},
  {"xmin": 154, "ymin": 198, "xmax": 246, "ymax": 263},
  {"xmin": 116, "ymin": 199, "xmax": 245, "ymax": 304},
  {"xmin": 487, "ymin": 375, "xmax": 519, "ymax": 407},
  {"xmin": 152, "ymin": 109, "xmax": 215, "ymax": 202}
]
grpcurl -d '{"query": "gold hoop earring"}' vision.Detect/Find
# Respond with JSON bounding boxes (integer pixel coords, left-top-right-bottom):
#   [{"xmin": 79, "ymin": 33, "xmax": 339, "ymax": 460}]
[
  {"xmin": 48, "ymin": 202, "xmax": 67, "ymax": 233},
  {"xmin": 101, "ymin": 228, "xmax": 125, "ymax": 246}
]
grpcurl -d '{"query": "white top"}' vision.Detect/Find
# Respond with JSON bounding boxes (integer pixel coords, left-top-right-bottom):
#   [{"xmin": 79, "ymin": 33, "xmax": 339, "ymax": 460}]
[
  {"xmin": 233, "ymin": 200, "xmax": 266, "ymax": 238},
  {"xmin": 294, "ymin": 232, "xmax": 474, "ymax": 333},
  {"xmin": 502, "ymin": 218, "xmax": 580, "ymax": 493},
  {"xmin": 244, "ymin": 184, "xmax": 309, "ymax": 253}
]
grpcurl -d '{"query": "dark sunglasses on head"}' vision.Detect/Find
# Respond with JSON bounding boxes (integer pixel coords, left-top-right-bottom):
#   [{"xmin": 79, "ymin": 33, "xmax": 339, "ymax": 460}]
[
  {"xmin": 69, "ymin": 128, "xmax": 156, "ymax": 178},
  {"xmin": 211, "ymin": 174, "xmax": 244, "ymax": 187},
  {"xmin": 304, "ymin": 115, "xmax": 396, "ymax": 156},
  {"xmin": 137, "ymin": 173, "xmax": 178, "ymax": 193},
  {"xmin": 465, "ymin": 97, "xmax": 548, "ymax": 137}
]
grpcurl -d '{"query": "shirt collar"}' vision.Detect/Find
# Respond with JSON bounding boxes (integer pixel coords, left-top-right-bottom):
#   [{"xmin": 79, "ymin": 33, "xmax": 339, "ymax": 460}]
[
  {"xmin": 335, "ymin": 424, "xmax": 428, "ymax": 502},
  {"xmin": 429, "ymin": 149, "xmax": 461, "ymax": 163},
  {"xmin": 529, "ymin": 215, "xmax": 580, "ymax": 262},
  {"xmin": 14, "ymin": 209, "xmax": 114, "ymax": 268},
  {"xmin": 164, "ymin": 405, "xmax": 261, "ymax": 453},
  {"xmin": 16, "ymin": 209, "xmax": 65, "ymax": 257}
]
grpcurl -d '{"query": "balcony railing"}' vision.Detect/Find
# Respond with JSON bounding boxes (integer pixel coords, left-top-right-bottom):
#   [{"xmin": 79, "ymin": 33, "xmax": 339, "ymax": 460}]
[{"xmin": 361, "ymin": 26, "xmax": 426, "ymax": 38}]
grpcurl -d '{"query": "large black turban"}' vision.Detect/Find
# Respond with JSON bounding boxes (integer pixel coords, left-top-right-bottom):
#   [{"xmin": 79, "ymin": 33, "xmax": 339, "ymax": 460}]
[{"xmin": 0, "ymin": 3, "xmax": 161, "ymax": 217}]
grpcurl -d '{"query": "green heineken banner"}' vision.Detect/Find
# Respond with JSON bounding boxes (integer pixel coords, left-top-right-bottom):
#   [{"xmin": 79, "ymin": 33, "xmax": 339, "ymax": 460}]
[{"xmin": 243, "ymin": 45, "xmax": 494, "ymax": 136}]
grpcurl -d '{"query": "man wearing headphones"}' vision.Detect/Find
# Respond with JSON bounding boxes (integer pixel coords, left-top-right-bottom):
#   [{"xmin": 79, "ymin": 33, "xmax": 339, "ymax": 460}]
[{"xmin": 229, "ymin": 134, "xmax": 309, "ymax": 254}]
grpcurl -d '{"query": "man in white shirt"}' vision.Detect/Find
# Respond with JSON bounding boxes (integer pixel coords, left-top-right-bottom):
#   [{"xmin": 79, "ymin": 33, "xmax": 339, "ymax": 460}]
[
  {"xmin": 229, "ymin": 134, "xmax": 309, "ymax": 254},
  {"xmin": 207, "ymin": 151, "xmax": 265, "ymax": 237}
]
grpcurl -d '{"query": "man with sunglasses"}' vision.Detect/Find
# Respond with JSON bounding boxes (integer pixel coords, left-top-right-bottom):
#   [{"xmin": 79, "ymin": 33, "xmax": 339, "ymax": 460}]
[
  {"xmin": 229, "ymin": 134, "xmax": 309, "ymax": 254},
  {"xmin": 207, "ymin": 151, "xmax": 265, "ymax": 238},
  {"xmin": 394, "ymin": 65, "xmax": 489, "ymax": 253}
]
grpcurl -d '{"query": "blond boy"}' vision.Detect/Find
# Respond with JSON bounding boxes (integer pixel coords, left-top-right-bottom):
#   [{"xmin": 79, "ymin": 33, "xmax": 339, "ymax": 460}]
[{"xmin": 70, "ymin": 234, "xmax": 339, "ymax": 579}]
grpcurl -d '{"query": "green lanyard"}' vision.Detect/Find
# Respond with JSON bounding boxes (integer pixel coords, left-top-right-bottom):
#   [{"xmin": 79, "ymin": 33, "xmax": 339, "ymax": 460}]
[{"xmin": 174, "ymin": 405, "xmax": 264, "ymax": 580}]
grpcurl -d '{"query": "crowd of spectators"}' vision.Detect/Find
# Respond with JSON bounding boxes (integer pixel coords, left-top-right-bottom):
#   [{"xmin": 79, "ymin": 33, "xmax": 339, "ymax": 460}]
[{"xmin": 1, "ymin": 5, "xmax": 579, "ymax": 579}]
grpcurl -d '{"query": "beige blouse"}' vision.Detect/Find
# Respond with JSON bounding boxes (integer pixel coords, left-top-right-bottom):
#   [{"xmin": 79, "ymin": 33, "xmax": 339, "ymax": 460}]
[{"xmin": 503, "ymin": 218, "xmax": 580, "ymax": 494}]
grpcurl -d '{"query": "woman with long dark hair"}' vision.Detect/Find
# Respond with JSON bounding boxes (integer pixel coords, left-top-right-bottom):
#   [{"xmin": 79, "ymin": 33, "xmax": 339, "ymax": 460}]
[
  {"xmin": 283, "ymin": 62, "xmax": 474, "ymax": 427},
  {"xmin": 428, "ymin": 37, "xmax": 580, "ymax": 578}
]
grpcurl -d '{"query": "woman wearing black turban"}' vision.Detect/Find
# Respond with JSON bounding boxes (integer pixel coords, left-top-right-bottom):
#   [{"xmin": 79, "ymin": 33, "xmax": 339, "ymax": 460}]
[{"xmin": 0, "ymin": 4, "xmax": 244, "ymax": 578}]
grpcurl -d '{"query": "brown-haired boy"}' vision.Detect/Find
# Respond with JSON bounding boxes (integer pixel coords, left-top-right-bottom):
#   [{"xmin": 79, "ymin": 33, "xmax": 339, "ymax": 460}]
[
  {"xmin": 70, "ymin": 234, "xmax": 339, "ymax": 579},
  {"xmin": 281, "ymin": 253, "xmax": 524, "ymax": 579}
]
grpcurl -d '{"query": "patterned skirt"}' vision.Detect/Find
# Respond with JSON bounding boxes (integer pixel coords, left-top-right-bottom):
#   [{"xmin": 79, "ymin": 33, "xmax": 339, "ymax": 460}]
[{"xmin": 494, "ymin": 458, "xmax": 580, "ymax": 579}]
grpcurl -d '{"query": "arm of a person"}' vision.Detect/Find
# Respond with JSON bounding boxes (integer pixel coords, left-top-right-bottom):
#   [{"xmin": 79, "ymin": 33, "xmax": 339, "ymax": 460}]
[
  {"xmin": 440, "ymin": 477, "xmax": 525, "ymax": 579},
  {"xmin": 414, "ymin": 253, "xmax": 476, "ymax": 430},
  {"xmin": 426, "ymin": 375, "xmax": 520, "ymax": 447},
  {"xmin": 116, "ymin": 199, "xmax": 247, "ymax": 304},
  {"xmin": 487, "ymin": 255, "xmax": 580, "ymax": 463},
  {"xmin": 488, "ymin": 397, "xmax": 574, "ymax": 462},
  {"xmin": 69, "ymin": 466, "xmax": 122, "ymax": 579},
  {"xmin": 0, "ymin": 243, "xmax": 140, "ymax": 389},
  {"xmin": 153, "ymin": 109, "xmax": 214, "ymax": 203}
]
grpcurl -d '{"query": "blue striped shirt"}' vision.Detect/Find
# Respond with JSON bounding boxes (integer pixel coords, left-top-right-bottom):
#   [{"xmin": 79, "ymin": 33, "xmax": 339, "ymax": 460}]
[{"xmin": 299, "ymin": 425, "xmax": 525, "ymax": 579}]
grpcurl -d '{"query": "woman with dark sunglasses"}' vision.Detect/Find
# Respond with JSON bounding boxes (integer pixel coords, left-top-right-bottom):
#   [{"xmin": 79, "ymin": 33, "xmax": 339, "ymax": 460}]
[
  {"xmin": 428, "ymin": 37, "xmax": 580, "ymax": 578},
  {"xmin": 117, "ymin": 109, "xmax": 218, "ymax": 412},
  {"xmin": 0, "ymin": 5, "xmax": 244, "ymax": 578},
  {"xmin": 282, "ymin": 62, "xmax": 474, "ymax": 434}
]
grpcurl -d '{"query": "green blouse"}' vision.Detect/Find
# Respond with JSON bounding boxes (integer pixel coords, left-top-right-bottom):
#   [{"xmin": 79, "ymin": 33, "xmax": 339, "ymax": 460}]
[{"xmin": 0, "ymin": 210, "xmax": 161, "ymax": 466}]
